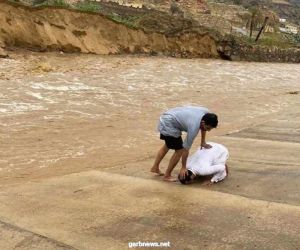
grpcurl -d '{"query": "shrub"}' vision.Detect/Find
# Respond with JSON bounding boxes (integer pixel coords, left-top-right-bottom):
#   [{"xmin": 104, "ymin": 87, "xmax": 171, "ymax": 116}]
[
  {"xmin": 52, "ymin": 0, "xmax": 69, "ymax": 7},
  {"xmin": 293, "ymin": 34, "xmax": 300, "ymax": 44},
  {"xmin": 108, "ymin": 13, "xmax": 138, "ymax": 29},
  {"xmin": 74, "ymin": 1, "xmax": 101, "ymax": 13}
]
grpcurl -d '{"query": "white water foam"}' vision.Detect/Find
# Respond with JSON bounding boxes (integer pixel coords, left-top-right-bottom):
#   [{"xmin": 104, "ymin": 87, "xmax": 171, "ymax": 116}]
[
  {"xmin": 0, "ymin": 102, "xmax": 46, "ymax": 114},
  {"xmin": 31, "ymin": 82, "xmax": 96, "ymax": 91}
]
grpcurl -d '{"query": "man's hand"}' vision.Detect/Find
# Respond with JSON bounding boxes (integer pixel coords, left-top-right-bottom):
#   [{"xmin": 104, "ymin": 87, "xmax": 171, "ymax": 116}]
[
  {"xmin": 201, "ymin": 143, "xmax": 212, "ymax": 149},
  {"xmin": 179, "ymin": 167, "xmax": 187, "ymax": 179}
]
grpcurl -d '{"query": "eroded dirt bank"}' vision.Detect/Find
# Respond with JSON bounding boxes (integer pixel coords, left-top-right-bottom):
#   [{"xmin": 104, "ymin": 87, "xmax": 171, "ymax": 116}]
[{"xmin": 0, "ymin": 1, "xmax": 218, "ymax": 58}]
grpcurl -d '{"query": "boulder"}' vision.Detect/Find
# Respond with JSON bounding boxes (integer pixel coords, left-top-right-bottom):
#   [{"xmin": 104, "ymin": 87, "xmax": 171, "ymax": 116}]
[{"xmin": 0, "ymin": 47, "xmax": 9, "ymax": 58}]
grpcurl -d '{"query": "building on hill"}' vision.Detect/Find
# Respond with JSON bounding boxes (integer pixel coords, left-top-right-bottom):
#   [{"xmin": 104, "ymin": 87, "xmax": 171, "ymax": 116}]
[
  {"xmin": 96, "ymin": 0, "xmax": 143, "ymax": 8},
  {"xmin": 96, "ymin": 0, "xmax": 209, "ymax": 13},
  {"xmin": 272, "ymin": 0, "xmax": 291, "ymax": 5},
  {"xmin": 279, "ymin": 18, "xmax": 286, "ymax": 23},
  {"xmin": 279, "ymin": 24, "xmax": 298, "ymax": 34},
  {"xmin": 285, "ymin": 24, "xmax": 298, "ymax": 34},
  {"xmin": 264, "ymin": 25, "xmax": 275, "ymax": 33}
]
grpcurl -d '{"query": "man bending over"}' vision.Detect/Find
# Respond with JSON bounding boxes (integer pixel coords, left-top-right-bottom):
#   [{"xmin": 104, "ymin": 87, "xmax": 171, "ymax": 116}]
[{"xmin": 151, "ymin": 106, "xmax": 218, "ymax": 182}]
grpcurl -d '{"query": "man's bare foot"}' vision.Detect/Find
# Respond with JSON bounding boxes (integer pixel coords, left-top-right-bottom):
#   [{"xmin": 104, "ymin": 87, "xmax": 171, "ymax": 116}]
[
  {"xmin": 163, "ymin": 176, "xmax": 177, "ymax": 182},
  {"xmin": 150, "ymin": 167, "xmax": 164, "ymax": 176}
]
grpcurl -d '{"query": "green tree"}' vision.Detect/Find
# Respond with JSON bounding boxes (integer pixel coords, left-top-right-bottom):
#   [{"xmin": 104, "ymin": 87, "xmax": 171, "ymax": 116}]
[{"xmin": 248, "ymin": 7, "xmax": 264, "ymax": 38}]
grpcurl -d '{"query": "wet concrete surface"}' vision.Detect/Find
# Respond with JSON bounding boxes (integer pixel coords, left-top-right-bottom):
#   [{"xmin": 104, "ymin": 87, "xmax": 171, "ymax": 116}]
[
  {"xmin": 0, "ymin": 220, "xmax": 76, "ymax": 250},
  {"xmin": 228, "ymin": 119, "xmax": 300, "ymax": 143},
  {"xmin": 105, "ymin": 136, "xmax": 300, "ymax": 206},
  {"xmin": 0, "ymin": 171, "xmax": 299, "ymax": 250},
  {"xmin": 0, "ymin": 51, "xmax": 300, "ymax": 249}
]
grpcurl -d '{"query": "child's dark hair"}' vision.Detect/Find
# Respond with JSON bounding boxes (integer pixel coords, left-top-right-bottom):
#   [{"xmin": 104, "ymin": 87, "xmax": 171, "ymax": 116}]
[
  {"xmin": 178, "ymin": 170, "xmax": 194, "ymax": 185},
  {"xmin": 202, "ymin": 113, "xmax": 218, "ymax": 128}
]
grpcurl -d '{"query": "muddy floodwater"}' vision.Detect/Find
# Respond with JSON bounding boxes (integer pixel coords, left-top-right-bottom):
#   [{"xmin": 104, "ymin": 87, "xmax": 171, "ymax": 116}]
[{"xmin": 1, "ymin": 51, "xmax": 300, "ymax": 185}]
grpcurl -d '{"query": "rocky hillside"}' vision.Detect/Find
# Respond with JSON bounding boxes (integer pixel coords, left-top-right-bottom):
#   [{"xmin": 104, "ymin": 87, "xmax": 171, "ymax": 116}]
[
  {"xmin": 212, "ymin": 0, "xmax": 300, "ymax": 25},
  {"xmin": 1, "ymin": 0, "xmax": 299, "ymax": 62}
]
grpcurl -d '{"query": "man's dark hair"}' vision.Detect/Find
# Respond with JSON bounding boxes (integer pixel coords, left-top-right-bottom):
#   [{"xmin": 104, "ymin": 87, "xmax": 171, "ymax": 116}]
[
  {"xmin": 202, "ymin": 113, "xmax": 218, "ymax": 128},
  {"xmin": 178, "ymin": 170, "xmax": 194, "ymax": 185}
]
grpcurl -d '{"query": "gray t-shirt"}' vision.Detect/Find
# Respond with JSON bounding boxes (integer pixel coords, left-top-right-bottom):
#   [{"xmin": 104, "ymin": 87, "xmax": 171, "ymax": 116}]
[{"xmin": 158, "ymin": 106, "xmax": 209, "ymax": 149}]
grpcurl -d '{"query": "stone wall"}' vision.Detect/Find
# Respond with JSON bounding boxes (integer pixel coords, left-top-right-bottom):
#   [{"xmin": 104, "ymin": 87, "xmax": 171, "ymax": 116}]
[{"xmin": 218, "ymin": 39, "xmax": 300, "ymax": 63}]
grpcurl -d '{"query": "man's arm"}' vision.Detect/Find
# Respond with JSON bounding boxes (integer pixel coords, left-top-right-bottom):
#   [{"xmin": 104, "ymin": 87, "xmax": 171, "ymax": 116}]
[
  {"xmin": 201, "ymin": 129, "xmax": 211, "ymax": 149},
  {"xmin": 179, "ymin": 149, "xmax": 189, "ymax": 178},
  {"xmin": 181, "ymin": 148, "xmax": 189, "ymax": 168}
]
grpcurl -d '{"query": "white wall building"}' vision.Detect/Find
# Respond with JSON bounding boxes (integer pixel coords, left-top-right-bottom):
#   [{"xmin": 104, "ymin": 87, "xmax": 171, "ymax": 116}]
[
  {"xmin": 95, "ymin": 0, "xmax": 143, "ymax": 8},
  {"xmin": 279, "ymin": 18, "xmax": 286, "ymax": 23},
  {"xmin": 286, "ymin": 24, "xmax": 298, "ymax": 34},
  {"xmin": 279, "ymin": 25, "xmax": 298, "ymax": 34}
]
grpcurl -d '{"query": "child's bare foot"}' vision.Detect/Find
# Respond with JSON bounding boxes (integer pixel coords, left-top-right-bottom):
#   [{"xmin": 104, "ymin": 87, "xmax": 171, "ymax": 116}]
[
  {"xmin": 150, "ymin": 167, "xmax": 164, "ymax": 176},
  {"xmin": 163, "ymin": 176, "xmax": 177, "ymax": 182}
]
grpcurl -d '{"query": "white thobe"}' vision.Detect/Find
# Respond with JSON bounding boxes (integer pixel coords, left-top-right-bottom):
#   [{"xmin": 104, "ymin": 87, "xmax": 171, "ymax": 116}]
[{"xmin": 187, "ymin": 142, "xmax": 229, "ymax": 183}]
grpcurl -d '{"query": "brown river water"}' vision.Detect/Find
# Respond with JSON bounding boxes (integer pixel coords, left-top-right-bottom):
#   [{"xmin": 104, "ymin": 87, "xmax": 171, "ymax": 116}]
[{"xmin": 1, "ymin": 51, "xmax": 299, "ymax": 184}]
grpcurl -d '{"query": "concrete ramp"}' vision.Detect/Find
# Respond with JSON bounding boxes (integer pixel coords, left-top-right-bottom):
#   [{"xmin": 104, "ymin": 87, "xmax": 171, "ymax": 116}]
[
  {"xmin": 0, "ymin": 220, "xmax": 75, "ymax": 250},
  {"xmin": 227, "ymin": 119, "xmax": 300, "ymax": 143},
  {"xmin": 0, "ymin": 171, "xmax": 299, "ymax": 249},
  {"xmin": 104, "ymin": 135, "xmax": 300, "ymax": 206}
]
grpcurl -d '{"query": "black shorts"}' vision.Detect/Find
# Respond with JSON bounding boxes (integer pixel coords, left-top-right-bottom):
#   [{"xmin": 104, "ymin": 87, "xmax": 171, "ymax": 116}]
[{"xmin": 160, "ymin": 134, "xmax": 183, "ymax": 150}]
